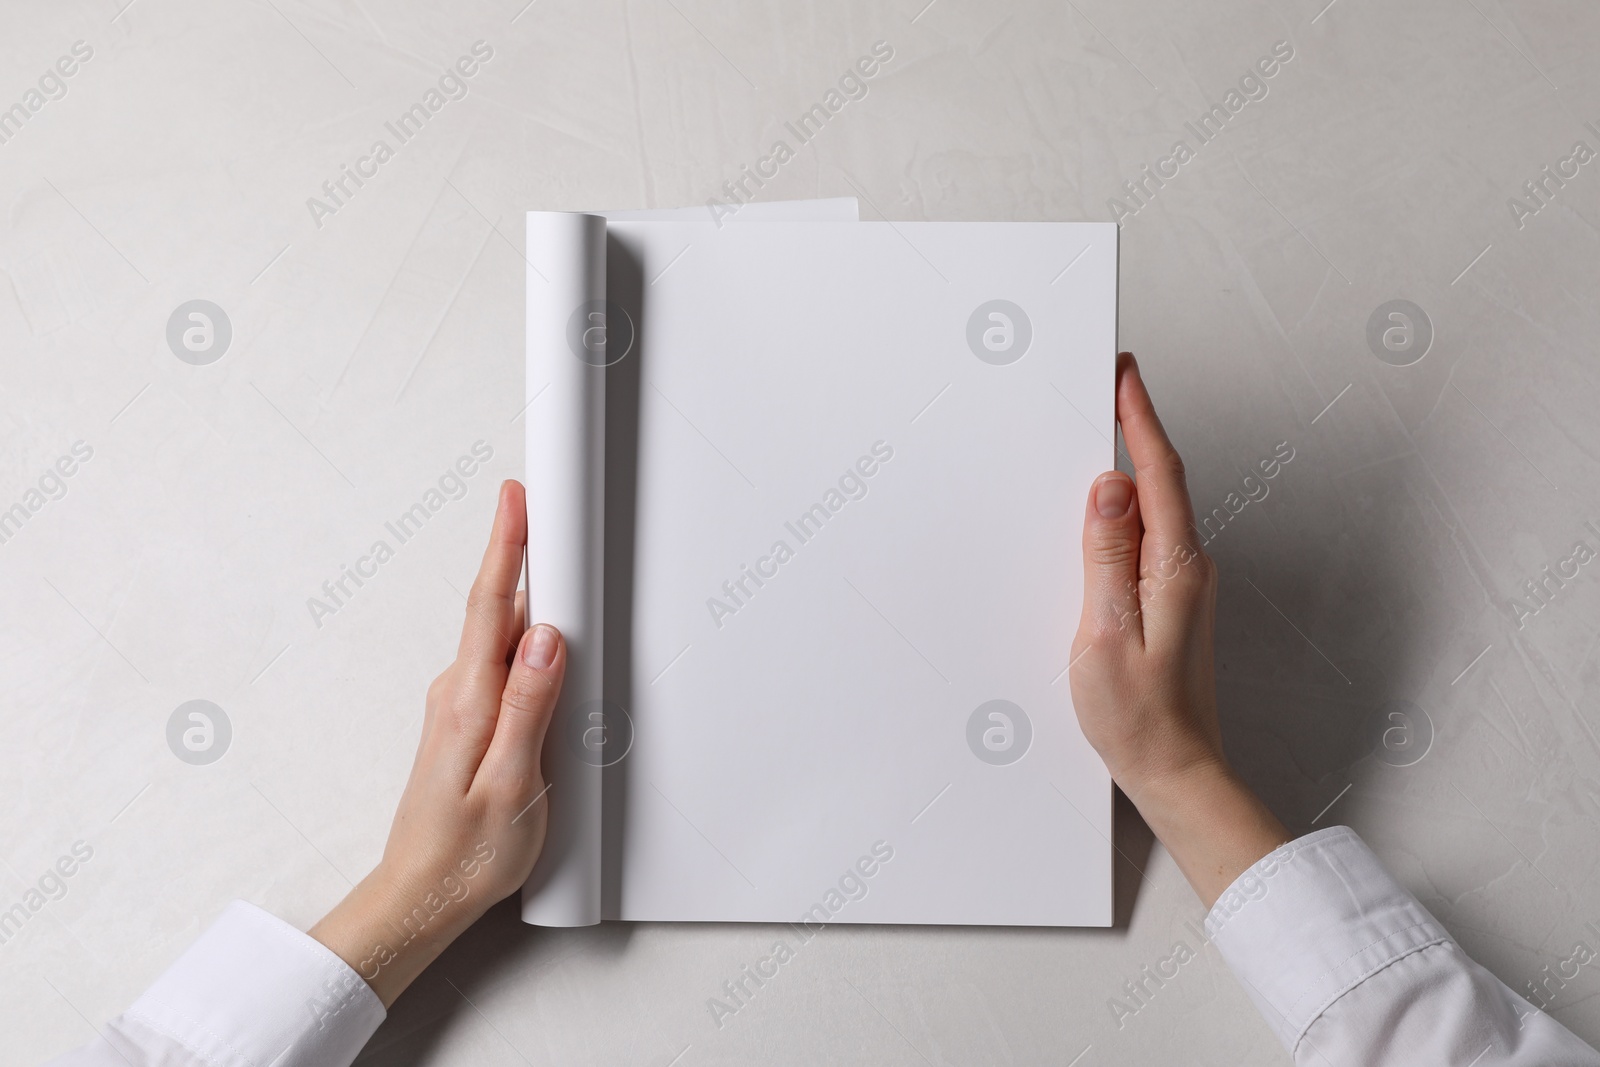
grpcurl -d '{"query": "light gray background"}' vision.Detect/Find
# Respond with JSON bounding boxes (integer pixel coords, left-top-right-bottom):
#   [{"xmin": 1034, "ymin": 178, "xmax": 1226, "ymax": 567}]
[{"xmin": 3, "ymin": 0, "xmax": 1599, "ymax": 1063}]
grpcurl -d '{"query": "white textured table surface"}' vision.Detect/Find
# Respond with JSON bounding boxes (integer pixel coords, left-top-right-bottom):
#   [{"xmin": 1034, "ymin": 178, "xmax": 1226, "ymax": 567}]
[{"xmin": 5, "ymin": 1, "xmax": 1600, "ymax": 1064}]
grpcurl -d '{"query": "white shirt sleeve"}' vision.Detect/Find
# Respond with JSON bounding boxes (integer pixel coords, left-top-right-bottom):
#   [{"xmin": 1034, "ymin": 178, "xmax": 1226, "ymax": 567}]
[
  {"xmin": 1206, "ymin": 825, "xmax": 1599, "ymax": 1066},
  {"xmin": 45, "ymin": 900, "xmax": 386, "ymax": 1067}
]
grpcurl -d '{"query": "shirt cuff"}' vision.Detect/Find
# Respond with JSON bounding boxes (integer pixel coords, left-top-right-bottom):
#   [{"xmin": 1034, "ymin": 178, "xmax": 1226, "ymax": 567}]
[
  {"xmin": 1204, "ymin": 825, "xmax": 1451, "ymax": 1056},
  {"xmin": 120, "ymin": 900, "xmax": 386, "ymax": 1067}
]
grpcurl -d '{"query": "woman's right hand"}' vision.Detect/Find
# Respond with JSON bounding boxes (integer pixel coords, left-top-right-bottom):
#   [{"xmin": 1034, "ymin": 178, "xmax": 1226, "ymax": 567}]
[
  {"xmin": 1067, "ymin": 354, "xmax": 1291, "ymax": 908},
  {"xmin": 310, "ymin": 479, "xmax": 567, "ymax": 1007}
]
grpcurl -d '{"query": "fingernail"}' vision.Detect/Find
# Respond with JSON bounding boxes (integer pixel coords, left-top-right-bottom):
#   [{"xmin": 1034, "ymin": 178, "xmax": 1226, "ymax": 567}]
[
  {"xmin": 524, "ymin": 624, "xmax": 558, "ymax": 669},
  {"xmin": 1095, "ymin": 474, "xmax": 1132, "ymax": 518}
]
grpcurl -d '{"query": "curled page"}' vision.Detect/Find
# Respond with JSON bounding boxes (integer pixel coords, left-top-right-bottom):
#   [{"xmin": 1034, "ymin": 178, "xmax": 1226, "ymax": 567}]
[
  {"xmin": 520, "ymin": 200, "xmax": 860, "ymax": 928},
  {"xmin": 520, "ymin": 212, "xmax": 606, "ymax": 927}
]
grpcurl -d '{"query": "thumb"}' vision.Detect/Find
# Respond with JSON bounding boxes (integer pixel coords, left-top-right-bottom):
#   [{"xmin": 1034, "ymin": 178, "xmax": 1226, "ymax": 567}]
[
  {"xmin": 1078, "ymin": 472, "xmax": 1145, "ymax": 645},
  {"xmin": 481, "ymin": 623, "xmax": 566, "ymax": 788}
]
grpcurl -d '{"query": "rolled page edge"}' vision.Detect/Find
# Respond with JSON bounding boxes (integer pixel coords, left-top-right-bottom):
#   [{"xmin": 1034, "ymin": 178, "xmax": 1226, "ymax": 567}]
[{"xmin": 520, "ymin": 211, "xmax": 606, "ymax": 927}]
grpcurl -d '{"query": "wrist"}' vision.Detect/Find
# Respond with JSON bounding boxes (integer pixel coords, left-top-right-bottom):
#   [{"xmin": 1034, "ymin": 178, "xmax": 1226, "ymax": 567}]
[
  {"xmin": 311, "ymin": 861, "xmax": 487, "ymax": 1008},
  {"xmin": 1118, "ymin": 753, "xmax": 1237, "ymax": 817},
  {"xmin": 1121, "ymin": 758, "xmax": 1293, "ymax": 910}
]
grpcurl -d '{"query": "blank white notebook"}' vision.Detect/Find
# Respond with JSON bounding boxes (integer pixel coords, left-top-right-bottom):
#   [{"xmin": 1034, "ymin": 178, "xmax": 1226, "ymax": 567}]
[{"xmin": 521, "ymin": 201, "xmax": 1117, "ymax": 928}]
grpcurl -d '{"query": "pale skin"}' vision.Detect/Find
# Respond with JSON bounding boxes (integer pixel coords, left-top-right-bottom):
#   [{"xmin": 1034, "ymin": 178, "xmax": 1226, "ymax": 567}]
[
  {"xmin": 310, "ymin": 480, "xmax": 567, "ymax": 1007},
  {"xmin": 310, "ymin": 353, "xmax": 1290, "ymax": 1006},
  {"xmin": 1068, "ymin": 353, "xmax": 1292, "ymax": 907}
]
